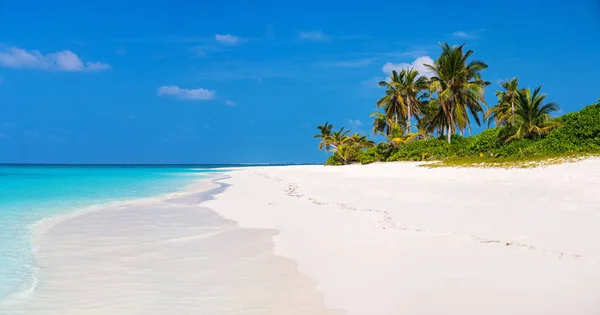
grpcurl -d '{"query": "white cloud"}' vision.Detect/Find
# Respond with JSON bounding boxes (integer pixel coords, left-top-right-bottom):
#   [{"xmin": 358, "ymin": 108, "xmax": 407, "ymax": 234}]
[
  {"xmin": 157, "ymin": 85, "xmax": 216, "ymax": 101},
  {"xmin": 0, "ymin": 46, "xmax": 110, "ymax": 72},
  {"xmin": 348, "ymin": 119, "xmax": 363, "ymax": 127},
  {"xmin": 215, "ymin": 34, "xmax": 241, "ymax": 44},
  {"xmin": 225, "ymin": 100, "xmax": 237, "ymax": 106},
  {"xmin": 382, "ymin": 56, "xmax": 435, "ymax": 78},
  {"xmin": 299, "ymin": 30, "xmax": 330, "ymax": 42},
  {"xmin": 452, "ymin": 30, "xmax": 480, "ymax": 39}
]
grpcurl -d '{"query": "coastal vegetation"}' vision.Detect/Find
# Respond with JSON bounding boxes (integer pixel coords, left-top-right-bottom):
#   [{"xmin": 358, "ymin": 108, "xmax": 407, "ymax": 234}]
[{"xmin": 314, "ymin": 42, "xmax": 600, "ymax": 166}]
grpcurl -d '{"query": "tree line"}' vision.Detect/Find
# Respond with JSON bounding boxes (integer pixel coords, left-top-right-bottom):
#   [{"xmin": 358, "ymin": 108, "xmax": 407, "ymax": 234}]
[{"xmin": 315, "ymin": 42, "xmax": 561, "ymax": 164}]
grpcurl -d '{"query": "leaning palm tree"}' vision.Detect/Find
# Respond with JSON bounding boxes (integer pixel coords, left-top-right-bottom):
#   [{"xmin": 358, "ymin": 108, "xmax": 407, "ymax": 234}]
[
  {"xmin": 378, "ymin": 118, "xmax": 420, "ymax": 153},
  {"xmin": 425, "ymin": 43, "xmax": 490, "ymax": 143},
  {"xmin": 314, "ymin": 122, "xmax": 334, "ymax": 151},
  {"xmin": 330, "ymin": 132, "xmax": 374, "ymax": 165},
  {"xmin": 349, "ymin": 133, "xmax": 375, "ymax": 149},
  {"xmin": 335, "ymin": 144, "xmax": 359, "ymax": 165},
  {"xmin": 505, "ymin": 86, "xmax": 560, "ymax": 142},
  {"xmin": 328, "ymin": 127, "xmax": 351, "ymax": 151},
  {"xmin": 486, "ymin": 78, "xmax": 522, "ymax": 126}
]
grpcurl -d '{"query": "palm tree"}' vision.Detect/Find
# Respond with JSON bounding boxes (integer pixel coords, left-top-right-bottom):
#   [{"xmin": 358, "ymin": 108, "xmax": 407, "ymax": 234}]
[
  {"xmin": 378, "ymin": 118, "xmax": 420, "ymax": 154},
  {"xmin": 377, "ymin": 69, "xmax": 428, "ymax": 134},
  {"xmin": 369, "ymin": 111, "xmax": 390, "ymax": 136},
  {"xmin": 418, "ymin": 100, "xmax": 446, "ymax": 137},
  {"xmin": 377, "ymin": 70, "xmax": 405, "ymax": 127},
  {"xmin": 329, "ymin": 132, "xmax": 374, "ymax": 165},
  {"xmin": 486, "ymin": 78, "xmax": 522, "ymax": 126},
  {"xmin": 328, "ymin": 127, "xmax": 351, "ymax": 151},
  {"xmin": 314, "ymin": 122, "xmax": 334, "ymax": 151},
  {"xmin": 425, "ymin": 43, "xmax": 489, "ymax": 143},
  {"xmin": 398, "ymin": 68, "xmax": 429, "ymax": 133},
  {"xmin": 505, "ymin": 86, "xmax": 560, "ymax": 142},
  {"xmin": 349, "ymin": 133, "xmax": 375, "ymax": 149},
  {"xmin": 335, "ymin": 144, "xmax": 358, "ymax": 165}
]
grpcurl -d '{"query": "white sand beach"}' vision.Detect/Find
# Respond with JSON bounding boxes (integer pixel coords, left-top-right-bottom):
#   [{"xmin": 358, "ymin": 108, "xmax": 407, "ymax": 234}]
[
  {"xmin": 205, "ymin": 160, "xmax": 600, "ymax": 315},
  {"xmin": 3, "ymin": 160, "xmax": 600, "ymax": 314}
]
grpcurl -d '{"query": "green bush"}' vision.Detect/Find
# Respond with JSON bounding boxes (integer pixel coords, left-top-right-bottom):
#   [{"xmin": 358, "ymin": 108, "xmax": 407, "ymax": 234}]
[
  {"xmin": 466, "ymin": 128, "xmax": 503, "ymax": 155},
  {"xmin": 359, "ymin": 143, "xmax": 389, "ymax": 164},
  {"xmin": 385, "ymin": 100, "xmax": 600, "ymax": 162},
  {"xmin": 321, "ymin": 100, "xmax": 600, "ymax": 165},
  {"xmin": 538, "ymin": 102, "xmax": 600, "ymax": 153},
  {"xmin": 324, "ymin": 154, "xmax": 343, "ymax": 166}
]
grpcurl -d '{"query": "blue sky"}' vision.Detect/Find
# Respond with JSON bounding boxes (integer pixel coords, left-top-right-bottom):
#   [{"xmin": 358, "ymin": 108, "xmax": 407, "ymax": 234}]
[{"xmin": 1, "ymin": 0, "xmax": 599, "ymax": 164}]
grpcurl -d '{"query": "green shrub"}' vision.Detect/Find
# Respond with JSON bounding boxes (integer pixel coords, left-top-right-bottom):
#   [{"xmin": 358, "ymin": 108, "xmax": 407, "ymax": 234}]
[
  {"xmin": 321, "ymin": 100, "xmax": 600, "ymax": 165},
  {"xmin": 324, "ymin": 154, "xmax": 343, "ymax": 166},
  {"xmin": 466, "ymin": 128, "xmax": 503, "ymax": 155},
  {"xmin": 358, "ymin": 143, "xmax": 388, "ymax": 164},
  {"xmin": 539, "ymin": 102, "xmax": 600, "ymax": 153}
]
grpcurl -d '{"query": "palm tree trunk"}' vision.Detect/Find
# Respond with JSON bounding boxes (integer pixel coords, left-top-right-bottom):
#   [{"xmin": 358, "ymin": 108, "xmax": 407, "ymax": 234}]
[
  {"xmin": 511, "ymin": 101, "xmax": 515, "ymax": 125},
  {"xmin": 406, "ymin": 98, "xmax": 412, "ymax": 134},
  {"xmin": 447, "ymin": 105, "xmax": 454, "ymax": 144}
]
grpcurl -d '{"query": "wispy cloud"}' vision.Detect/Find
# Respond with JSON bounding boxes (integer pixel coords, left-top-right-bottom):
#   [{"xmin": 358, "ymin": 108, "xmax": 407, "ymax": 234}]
[
  {"xmin": 452, "ymin": 30, "xmax": 484, "ymax": 39},
  {"xmin": 215, "ymin": 34, "xmax": 241, "ymax": 44},
  {"xmin": 0, "ymin": 46, "xmax": 111, "ymax": 72},
  {"xmin": 299, "ymin": 30, "xmax": 330, "ymax": 42},
  {"xmin": 382, "ymin": 56, "xmax": 435, "ymax": 78},
  {"xmin": 321, "ymin": 58, "xmax": 376, "ymax": 68},
  {"xmin": 157, "ymin": 85, "xmax": 216, "ymax": 101},
  {"xmin": 225, "ymin": 100, "xmax": 237, "ymax": 106},
  {"xmin": 348, "ymin": 119, "xmax": 364, "ymax": 127},
  {"xmin": 190, "ymin": 44, "xmax": 234, "ymax": 57}
]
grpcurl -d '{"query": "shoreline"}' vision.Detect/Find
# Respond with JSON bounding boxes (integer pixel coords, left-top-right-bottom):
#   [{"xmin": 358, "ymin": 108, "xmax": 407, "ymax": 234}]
[
  {"xmin": 0, "ymin": 172, "xmax": 224, "ymax": 307},
  {"xmin": 3, "ymin": 160, "xmax": 600, "ymax": 314},
  {"xmin": 1, "ymin": 170, "xmax": 340, "ymax": 314}
]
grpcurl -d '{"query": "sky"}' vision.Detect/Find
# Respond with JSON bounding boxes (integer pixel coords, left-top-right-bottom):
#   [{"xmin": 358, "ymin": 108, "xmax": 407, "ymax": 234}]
[{"xmin": 0, "ymin": 0, "xmax": 599, "ymax": 164}]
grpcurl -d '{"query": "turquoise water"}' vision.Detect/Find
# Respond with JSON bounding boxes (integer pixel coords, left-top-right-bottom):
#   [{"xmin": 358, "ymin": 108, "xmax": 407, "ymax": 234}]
[{"xmin": 0, "ymin": 165, "xmax": 224, "ymax": 301}]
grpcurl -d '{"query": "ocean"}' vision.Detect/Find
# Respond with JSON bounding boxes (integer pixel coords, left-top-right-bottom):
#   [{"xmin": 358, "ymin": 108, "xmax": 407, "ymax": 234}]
[{"xmin": 0, "ymin": 165, "xmax": 225, "ymax": 302}]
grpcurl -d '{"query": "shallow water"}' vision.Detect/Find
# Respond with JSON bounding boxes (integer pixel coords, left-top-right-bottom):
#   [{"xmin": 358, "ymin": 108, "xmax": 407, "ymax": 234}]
[
  {"xmin": 0, "ymin": 179, "xmax": 339, "ymax": 315},
  {"xmin": 0, "ymin": 165, "xmax": 220, "ymax": 301}
]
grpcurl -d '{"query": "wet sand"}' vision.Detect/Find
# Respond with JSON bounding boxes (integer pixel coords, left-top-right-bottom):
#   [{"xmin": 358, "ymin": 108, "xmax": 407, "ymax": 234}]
[{"xmin": 0, "ymin": 179, "xmax": 340, "ymax": 315}]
